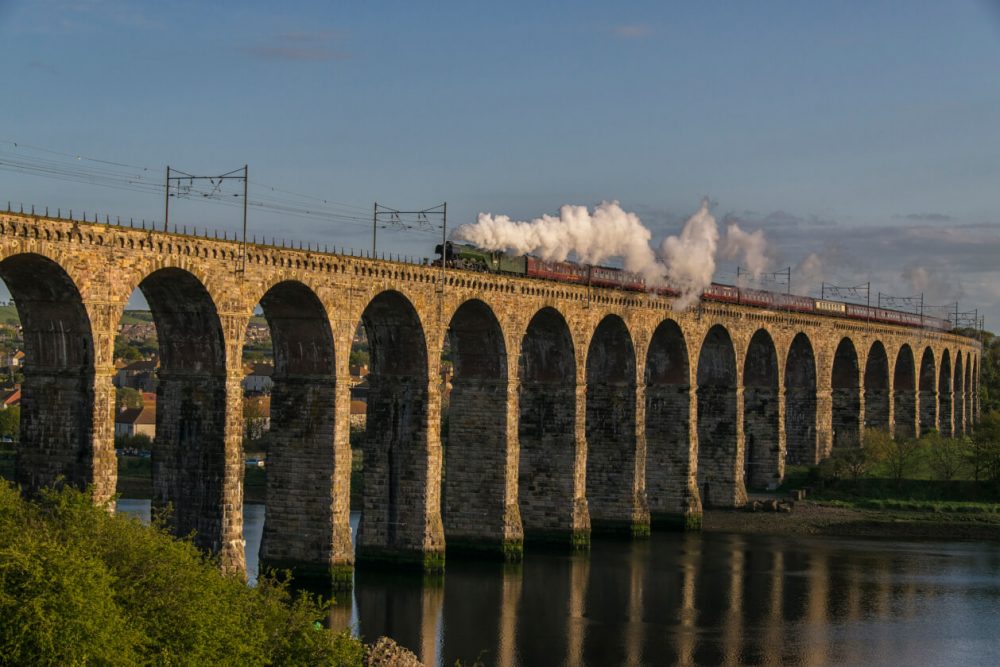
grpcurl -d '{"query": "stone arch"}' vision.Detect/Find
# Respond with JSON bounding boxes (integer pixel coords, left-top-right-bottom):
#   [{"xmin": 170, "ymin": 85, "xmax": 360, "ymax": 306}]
[
  {"xmin": 644, "ymin": 319, "xmax": 693, "ymax": 526},
  {"xmin": 135, "ymin": 267, "xmax": 237, "ymax": 564},
  {"xmin": 518, "ymin": 307, "xmax": 586, "ymax": 547},
  {"xmin": 893, "ymin": 345, "xmax": 917, "ymax": 438},
  {"xmin": 832, "ymin": 337, "xmax": 861, "ymax": 449},
  {"xmin": 785, "ymin": 333, "xmax": 817, "ymax": 466},
  {"xmin": 585, "ymin": 315, "xmax": 645, "ymax": 535},
  {"xmin": 954, "ymin": 352, "xmax": 965, "ymax": 435},
  {"xmin": 743, "ymin": 329, "xmax": 781, "ymax": 489},
  {"xmin": 919, "ymin": 348, "xmax": 937, "ymax": 434},
  {"xmin": 864, "ymin": 341, "xmax": 890, "ymax": 432},
  {"xmin": 0, "ymin": 254, "xmax": 103, "ymax": 499},
  {"xmin": 255, "ymin": 280, "xmax": 350, "ymax": 578},
  {"xmin": 443, "ymin": 298, "xmax": 521, "ymax": 558},
  {"xmin": 696, "ymin": 325, "xmax": 741, "ymax": 507},
  {"xmin": 356, "ymin": 290, "xmax": 441, "ymax": 567},
  {"xmin": 964, "ymin": 358, "xmax": 973, "ymax": 430},
  {"xmin": 939, "ymin": 350, "xmax": 953, "ymax": 436}
]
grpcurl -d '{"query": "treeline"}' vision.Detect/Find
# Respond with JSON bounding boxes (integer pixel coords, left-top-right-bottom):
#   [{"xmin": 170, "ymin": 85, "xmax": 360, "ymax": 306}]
[{"xmin": 0, "ymin": 483, "xmax": 364, "ymax": 666}]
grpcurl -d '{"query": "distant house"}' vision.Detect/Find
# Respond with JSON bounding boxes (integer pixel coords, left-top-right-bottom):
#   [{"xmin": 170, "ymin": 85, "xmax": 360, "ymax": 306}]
[
  {"xmin": 115, "ymin": 404, "xmax": 156, "ymax": 440},
  {"xmin": 0, "ymin": 387, "xmax": 20, "ymax": 409},
  {"xmin": 350, "ymin": 378, "xmax": 368, "ymax": 401},
  {"xmin": 244, "ymin": 394, "xmax": 271, "ymax": 440},
  {"xmin": 4, "ymin": 350, "xmax": 24, "ymax": 368},
  {"xmin": 242, "ymin": 363, "xmax": 274, "ymax": 394},
  {"xmin": 115, "ymin": 358, "xmax": 158, "ymax": 392},
  {"xmin": 350, "ymin": 400, "xmax": 367, "ymax": 430}
]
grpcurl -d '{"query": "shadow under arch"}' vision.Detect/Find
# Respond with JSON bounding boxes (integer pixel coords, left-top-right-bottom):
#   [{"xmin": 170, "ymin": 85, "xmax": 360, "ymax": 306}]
[
  {"xmin": 918, "ymin": 348, "xmax": 937, "ymax": 434},
  {"xmin": 831, "ymin": 337, "xmax": 861, "ymax": 449},
  {"xmin": 518, "ymin": 306, "xmax": 587, "ymax": 548},
  {"xmin": 0, "ymin": 253, "xmax": 103, "ymax": 499},
  {"xmin": 743, "ymin": 329, "xmax": 781, "ymax": 490},
  {"xmin": 443, "ymin": 298, "xmax": 522, "ymax": 560},
  {"xmin": 785, "ymin": 333, "xmax": 817, "ymax": 466},
  {"xmin": 893, "ymin": 345, "xmax": 917, "ymax": 438},
  {"xmin": 696, "ymin": 325, "xmax": 742, "ymax": 507},
  {"xmin": 644, "ymin": 319, "xmax": 695, "ymax": 527},
  {"xmin": 585, "ymin": 315, "xmax": 646, "ymax": 536},
  {"xmin": 137, "ymin": 266, "xmax": 241, "ymax": 568},
  {"xmin": 864, "ymin": 341, "xmax": 890, "ymax": 432},
  {"xmin": 939, "ymin": 350, "xmax": 953, "ymax": 436},
  {"xmin": 255, "ymin": 280, "xmax": 351, "ymax": 582},
  {"xmin": 356, "ymin": 289, "xmax": 442, "ymax": 570},
  {"xmin": 954, "ymin": 352, "xmax": 965, "ymax": 435}
]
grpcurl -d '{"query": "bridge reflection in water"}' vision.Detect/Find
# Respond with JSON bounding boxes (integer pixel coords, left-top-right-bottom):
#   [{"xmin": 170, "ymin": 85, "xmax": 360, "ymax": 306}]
[{"xmin": 341, "ymin": 528, "xmax": 1000, "ymax": 667}]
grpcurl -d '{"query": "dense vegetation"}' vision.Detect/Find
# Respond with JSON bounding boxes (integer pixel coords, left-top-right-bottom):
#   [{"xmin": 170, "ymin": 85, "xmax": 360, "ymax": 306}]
[{"xmin": 0, "ymin": 483, "xmax": 364, "ymax": 666}]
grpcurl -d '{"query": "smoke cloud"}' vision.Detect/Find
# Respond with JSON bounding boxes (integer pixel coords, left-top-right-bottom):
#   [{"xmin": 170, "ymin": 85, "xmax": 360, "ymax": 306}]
[
  {"xmin": 658, "ymin": 198, "xmax": 719, "ymax": 308},
  {"xmin": 453, "ymin": 198, "xmax": 731, "ymax": 310},
  {"xmin": 722, "ymin": 223, "xmax": 769, "ymax": 281}
]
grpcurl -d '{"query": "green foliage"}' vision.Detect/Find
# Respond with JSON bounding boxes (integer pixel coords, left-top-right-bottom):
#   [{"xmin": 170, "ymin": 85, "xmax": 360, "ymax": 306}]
[
  {"xmin": 348, "ymin": 348, "xmax": 369, "ymax": 369},
  {"xmin": 818, "ymin": 446, "xmax": 873, "ymax": 481},
  {"xmin": 115, "ymin": 432, "xmax": 152, "ymax": 451},
  {"xmin": 923, "ymin": 431, "xmax": 966, "ymax": 481},
  {"xmin": 0, "ymin": 406, "xmax": 19, "ymax": 439},
  {"xmin": 969, "ymin": 411, "xmax": 1000, "ymax": 482},
  {"xmin": 865, "ymin": 429, "xmax": 921, "ymax": 484},
  {"xmin": 0, "ymin": 483, "xmax": 364, "ymax": 665},
  {"xmin": 979, "ymin": 330, "xmax": 1000, "ymax": 415},
  {"xmin": 115, "ymin": 387, "xmax": 144, "ymax": 411}
]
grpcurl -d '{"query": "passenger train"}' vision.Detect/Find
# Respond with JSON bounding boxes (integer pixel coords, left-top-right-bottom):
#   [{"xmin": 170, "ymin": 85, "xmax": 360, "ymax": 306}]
[{"xmin": 436, "ymin": 241, "xmax": 953, "ymax": 332}]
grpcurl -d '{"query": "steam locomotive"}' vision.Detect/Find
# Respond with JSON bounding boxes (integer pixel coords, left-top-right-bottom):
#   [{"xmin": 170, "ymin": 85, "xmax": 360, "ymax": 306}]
[{"xmin": 435, "ymin": 241, "xmax": 953, "ymax": 331}]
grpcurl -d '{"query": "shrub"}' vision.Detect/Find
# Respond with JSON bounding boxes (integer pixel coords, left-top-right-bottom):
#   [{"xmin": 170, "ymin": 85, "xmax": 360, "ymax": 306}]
[{"xmin": 0, "ymin": 483, "xmax": 364, "ymax": 665}]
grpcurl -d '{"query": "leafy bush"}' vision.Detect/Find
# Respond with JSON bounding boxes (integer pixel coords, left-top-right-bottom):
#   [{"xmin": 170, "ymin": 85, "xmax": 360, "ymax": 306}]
[{"xmin": 0, "ymin": 483, "xmax": 364, "ymax": 665}]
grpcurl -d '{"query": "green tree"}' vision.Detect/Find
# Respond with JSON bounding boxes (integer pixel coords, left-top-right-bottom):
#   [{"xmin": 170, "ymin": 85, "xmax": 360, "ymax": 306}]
[
  {"xmin": 923, "ymin": 431, "xmax": 966, "ymax": 481},
  {"xmin": 968, "ymin": 411, "xmax": 1000, "ymax": 482},
  {"xmin": 115, "ymin": 387, "xmax": 143, "ymax": 411},
  {"xmin": 0, "ymin": 483, "xmax": 365, "ymax": 665},
  {"xmin": 0, "ymin": 406, "xmax": 19, "ymax": 439},
  {"xmin": 866, "ymin": 428, "xmax": 921, "ymax": 484}
]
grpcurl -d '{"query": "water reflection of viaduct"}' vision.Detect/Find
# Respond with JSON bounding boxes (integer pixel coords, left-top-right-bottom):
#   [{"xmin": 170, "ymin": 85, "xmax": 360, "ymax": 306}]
[
  {"xmin": 0, "ymin": 212, "xmax": 981, "ymax": 577},
  {"xmin": 353, "ymin": 535, "xmax": 966, "ymax": 666}
]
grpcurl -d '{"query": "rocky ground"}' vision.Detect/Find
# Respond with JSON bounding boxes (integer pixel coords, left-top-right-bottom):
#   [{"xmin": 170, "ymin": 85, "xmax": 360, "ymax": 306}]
[{"xmin": 703, "ymin": 500, "xmax": 1000, "ymax": 542}]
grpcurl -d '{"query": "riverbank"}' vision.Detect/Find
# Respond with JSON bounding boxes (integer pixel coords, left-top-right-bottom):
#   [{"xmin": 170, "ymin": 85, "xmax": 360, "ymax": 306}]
[{"xmin": 703, "ymin": 500, "xmax": 1000, "ymax": 542}]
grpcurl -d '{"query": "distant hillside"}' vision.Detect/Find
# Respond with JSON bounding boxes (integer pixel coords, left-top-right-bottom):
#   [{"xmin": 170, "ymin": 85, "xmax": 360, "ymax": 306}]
[
  {"xmin": 0, "ymin": 305, "xmax": 18, "ymax": 327},
  {"xmin": 119, "ymin": 310, "xmax": 154, "ymax": 325}
]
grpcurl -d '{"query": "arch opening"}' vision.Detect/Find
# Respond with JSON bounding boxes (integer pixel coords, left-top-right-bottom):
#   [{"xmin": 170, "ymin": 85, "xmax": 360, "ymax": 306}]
[
  {"xmin": 696, "ymin": 325, "xmax": 741, "ymax": 507},
  {"xmin": 954, "ymin": 352, "xmax": 965, "ymax": 436},
  {"xmin": 864, "ymin": 342, "xmax": 890, "ymax": 432},
  {"xmin": 785, "ymin": 333, "xmax": 817, "ymax": 466},
  {"xmin": 585, "ymin": 315, "xmax": 643, "ymax": 535},
  {"xmin": 0, "ymin": 254, "xmax": 100, "ymax": 498},
  {"xmin": 939, "ymin": 350, "xmax": 953, "ymax": 437},
  {"xmin": 442, "ymin": 299, "xmax": 519, "ymax": 556},
  {"xmin": 256, "ymin": 281, "xmax": 349, "ymax": 577},
  {"xmin": 355, "ymin": 290, "xmax": 439, "ymax": 566},
  {"xmin": 893, "ymin": 345, "xmax": 917, "ymax": 439},
  {"xmin": 831, "ymin": 338, "xmax": 861, "ymax": 449},
  {"xmin": 743, "ymin": 330, "xmax": 781, "ymax": 490},
  {"xmin": 918, "ymin": 348, "xmax": 937, "ymax": 434},
  {"xmin": 644, "ymin": 320, "xmax": 693, "ymax": 525},
  {"xmin": 139, "ymin": 267, "xmax": 233, "ymax": 558},
  {"xmin": 518, "ymin": 307, "xmax": 584, "ymax": 547}
]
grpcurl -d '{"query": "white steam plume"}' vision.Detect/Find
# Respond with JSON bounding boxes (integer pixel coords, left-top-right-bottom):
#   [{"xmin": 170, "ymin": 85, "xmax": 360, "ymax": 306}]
[
  {"xmin": 453, "ymin": 201, "xmax": 661, "ymax": 281},
  {"xmin": 793, "ymin": 252, "xmax": 824, "ymax": 295},
  {"xmin": 452, "ymin": 198, "xmax": 723, "ymax": 310},
  {"xmin": 658, "ymin": 198, "xmax": 719, "ymax": 308},
  {"xmin": 722, "ymin": 223, "xmax": 769, "ymax": 282}
]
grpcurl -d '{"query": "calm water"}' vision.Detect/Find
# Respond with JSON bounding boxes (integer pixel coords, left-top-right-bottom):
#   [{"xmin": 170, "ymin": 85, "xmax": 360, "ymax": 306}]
[{"xmin": 116, "ymin": 500, "xmax": 1000, "ymax": 666}]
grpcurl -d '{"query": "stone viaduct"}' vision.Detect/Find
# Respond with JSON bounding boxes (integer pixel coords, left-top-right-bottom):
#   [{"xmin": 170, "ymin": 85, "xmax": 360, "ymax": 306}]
[{"xmin": 0, "ymin": 211, "xmax": 981, "ymax": 580}]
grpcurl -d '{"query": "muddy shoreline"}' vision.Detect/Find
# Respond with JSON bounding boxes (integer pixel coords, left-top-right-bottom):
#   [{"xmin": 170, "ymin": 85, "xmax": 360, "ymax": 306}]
[{"xmin": 702, "ymin": 501, "xmax": 1000, "ymax": 542}]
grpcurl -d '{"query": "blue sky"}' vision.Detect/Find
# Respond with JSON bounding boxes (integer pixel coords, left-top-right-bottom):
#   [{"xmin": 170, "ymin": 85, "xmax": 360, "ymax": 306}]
[{"xmin": 2, "ymin": 1, "xmax": 999, "ymax": 326}]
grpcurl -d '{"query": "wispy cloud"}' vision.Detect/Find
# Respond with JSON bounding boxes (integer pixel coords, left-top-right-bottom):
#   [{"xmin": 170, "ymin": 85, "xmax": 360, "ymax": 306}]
[
  {"xmin": 242, "ymin": 31, "xmax": 350, "ymax": 62},
  {"xmin": 612, "ymin": 25, "xmax": 652, "ymax": 39},
  {"xmin": 893, "ymin": 212, "xmax": 953, "ymax": 222}
]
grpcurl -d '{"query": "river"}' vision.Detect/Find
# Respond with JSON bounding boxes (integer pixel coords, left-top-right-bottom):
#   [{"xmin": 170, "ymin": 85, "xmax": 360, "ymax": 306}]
[{"xmin": 116, "ymin": 500, "xmax": 1000, "ymax": 666}]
